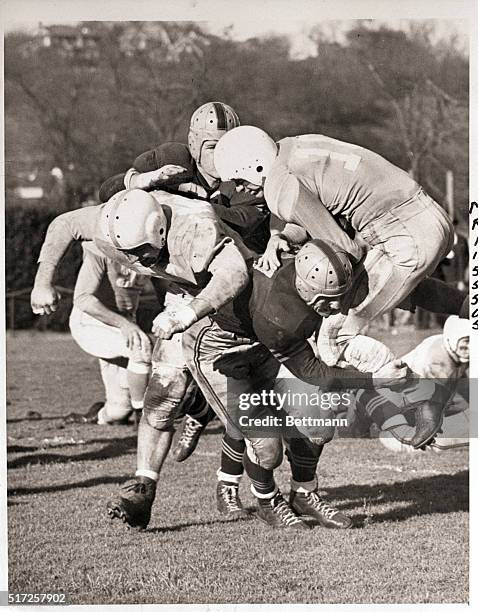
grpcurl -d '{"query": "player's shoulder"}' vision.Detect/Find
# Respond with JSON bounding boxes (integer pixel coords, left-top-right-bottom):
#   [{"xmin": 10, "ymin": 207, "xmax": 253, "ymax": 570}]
[
  {"xmin": 81, "ymin": 241, "xmax": 108, "ymax": 267},
  {"xmin": 264, "ymin": 159, "xmax": 299, "ymax": 219}
]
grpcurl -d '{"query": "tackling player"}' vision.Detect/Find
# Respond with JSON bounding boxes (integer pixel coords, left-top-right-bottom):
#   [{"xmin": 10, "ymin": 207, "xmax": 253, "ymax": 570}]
[
  {"xmin": 368, "ymin": 315, "xmax": 469, "ymax": 452},
  {"xmin": 30, "ymin": 187, "xmax": 306, "ymax": 530},
  {"xmin": 96, "ymin": 101, "xmax": 273, "ymax": 518}
]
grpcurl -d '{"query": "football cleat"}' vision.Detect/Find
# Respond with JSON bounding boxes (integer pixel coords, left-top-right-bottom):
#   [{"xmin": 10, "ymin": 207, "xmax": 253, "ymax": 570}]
[
  {"xmin": 64, "ymin": 401, "xmax": 105, "ymax": 425},
  {"xmin": 290, "ymin": 489, "xmax": 352, "ymax": 529},
  {"xmin": 107, "ymin": 476, "xmax": 156, "ymax": 530},
  {"xmin": 408, "ymin": 401, "xmax": 445, "ymax": 449},
  {"xmin": 256, "ymin": 490, "xmax": 310, "ymax": 530},
  {"xmin": 172, "ymin": 416, "xmax": 204, "ymax": 462},
  {"xmin": 216, "ymin": 481, "xmax": 249, "ymax": 518}
]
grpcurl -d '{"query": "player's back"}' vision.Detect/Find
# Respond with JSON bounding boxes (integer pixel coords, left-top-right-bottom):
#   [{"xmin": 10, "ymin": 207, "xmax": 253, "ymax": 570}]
[{"xmin": 274, "ymin": 135, "xmax": 418, "ymax": 231}]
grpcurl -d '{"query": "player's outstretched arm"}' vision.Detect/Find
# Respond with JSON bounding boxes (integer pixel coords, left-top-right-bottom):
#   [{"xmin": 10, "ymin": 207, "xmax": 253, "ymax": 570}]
[
  {"xmin": 31, "ymin": 207, "xmax": 99, "ymax": 315},
  {"xmin": 98, "ymin": 142, "xmax": 194, "ymax": 202}
]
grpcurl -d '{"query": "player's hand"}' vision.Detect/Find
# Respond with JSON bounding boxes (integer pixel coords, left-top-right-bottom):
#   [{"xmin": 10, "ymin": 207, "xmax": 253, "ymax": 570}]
[
  {"xmin": 31, "ymin": 284, "xmax": 62, "ymax": 315},
  {"xmin": 152, "ymin": 305, "xmax": 198, "ymax": 340},
  {"xmin": 134, "ymin": 165, "xmax": 188, "ymax": 190},
  {"xmin": 120, "ymin": 320, "xmax": 151, "ymax": 355},
  {"xmin": 372, "ymin": 359, "xmax": 410, "ymax": 388},
  {"xmin": 256, "ymin": 234, "xmax": 291, "ymax": 274}
]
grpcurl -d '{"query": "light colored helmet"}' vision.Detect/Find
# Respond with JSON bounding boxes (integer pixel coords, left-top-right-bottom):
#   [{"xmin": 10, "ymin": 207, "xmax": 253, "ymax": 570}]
[
  {"xmin": 188, "ymin": 101, "xmax": 240, "ymax": 164},
  {"xmin": 443, "ymin": 315, "xmax": 469, "ymax": 363},
  {"xmin": 98, "ymin": 189, "xmax": 167, "ymax": 251},
  {"xmin": 295, "ymin": 239, "xmax": 353, "ymax": 305},
  {"xmin": 213, "ymin": 125, "xmax": 277, "ymax": 185}
]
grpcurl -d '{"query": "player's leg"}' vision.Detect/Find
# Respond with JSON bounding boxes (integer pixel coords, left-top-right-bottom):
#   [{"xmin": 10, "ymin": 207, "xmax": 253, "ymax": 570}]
[
  {"xmin": 96, "ymin": 359, "xmax": 132, "ymax": 424},
  {"xmin": 274, "ymin": 371, "xmax": 352, "ymax": 528},
  {"xmin": 286, "ymin": 437, "xmax": 352, "ymax": 529},
  {"xmin": 172, "ymin": 389, "xmax": 215, "ymax": 462},
  {"xmin": 319, "ymin": 192, "xmax": 454, "ymax": 367},
  {"xmin": 70, "ymin": 309, "xmax": 135, "ymax": 423},
  {"xmin": 107, "ymin": 336, "xmax": 195, "ymax": 529},
  {"xmin": 216, "ymin": 431, "xmax": 247, "ymax": 516},
  {"xmin": 182, "ymin": 318, "xmax": 309, "ymax": 529}
]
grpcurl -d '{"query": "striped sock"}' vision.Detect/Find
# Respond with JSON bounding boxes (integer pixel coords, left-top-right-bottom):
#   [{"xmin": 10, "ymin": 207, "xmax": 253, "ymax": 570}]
[
  {"xmin": 357, "ymin": 389, "xmax": 402, "ymax": 428},
  {"xmin": 243, "ymin": 451, "xmax": 276, "ymax": 497},
  {"xmin": 220, "ymin": 433, "xmax": 245, "ymax": 477},
  {"xmin": 286, "ymin": 438, "xmax": 323, "ymax": 483}
]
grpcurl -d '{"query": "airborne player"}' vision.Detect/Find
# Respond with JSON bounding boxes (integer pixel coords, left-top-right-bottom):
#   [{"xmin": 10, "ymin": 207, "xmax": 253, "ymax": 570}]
[{"xmin": 214, "ymin": 126, "xmax": 456, "ymax": 369}]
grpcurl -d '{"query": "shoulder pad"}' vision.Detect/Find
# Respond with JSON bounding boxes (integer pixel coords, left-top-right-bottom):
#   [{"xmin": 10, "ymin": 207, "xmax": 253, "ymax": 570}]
[
  {"xmin": 168, "ymin": 214, "xmax": 226, "ymax": 279},
  {"xmin": 264, "ymin": 161, "xmax": 298, "ymax": 220}
]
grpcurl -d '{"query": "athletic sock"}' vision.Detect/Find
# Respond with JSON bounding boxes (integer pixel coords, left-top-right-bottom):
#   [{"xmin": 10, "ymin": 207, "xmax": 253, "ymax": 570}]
[
  {"xmin": 356, "ymin": 389, "xmax": 403, "ymax": 429},
  {"xmin": 185, "ymin": 392, "xmax": 215, "ymax": 426},
  {"xmin": 243, "ymin": 451, "xmax": 276, "ymax": 497},
  {"xmin": 220, "ymin": 433, "xmax": 245, "ymax": 478},
  {"xmin": 286, "ymin": 438, "xmax": 323, "ymax": 483}
]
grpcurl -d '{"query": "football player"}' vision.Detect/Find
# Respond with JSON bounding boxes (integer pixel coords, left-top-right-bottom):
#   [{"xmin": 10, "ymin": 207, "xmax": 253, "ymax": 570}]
[
  {"xmin": 96, "ymin": 101, "xmax": 272, "ymax": 518},
  {"xmin": 180, "ymin": 238, "xmax": 409, "ymax": 530},
  {"xmin": 213, "ymin": 126, "xmax": 455, "ymax": 372},
  {"xmin": 30, "ymin": 187, "xmax": 310, "ymax": 530},
  {"xmin": 369, "ymin": 315, "xmax": 469, "ymax": 452},
  {"xmin": 68, "ymin": 242, "xmax": 152, "ymax": 424}
]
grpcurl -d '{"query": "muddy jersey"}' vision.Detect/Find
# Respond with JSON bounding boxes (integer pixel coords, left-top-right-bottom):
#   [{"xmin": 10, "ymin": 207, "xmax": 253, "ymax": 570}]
[
  {"xmin": 74, "ymin": 242, "xmax": 148, "ymax": 315},
  {"xmin": 38, "ymin": 191, "xmax": 253, "ymax": 313},
  {"xmin": 99, "ymin": 141, "xmax": 270, "ymax": 253},
  {"xmin": 265, "ymin": 134, "xmax": 419, "ymax": 235}
]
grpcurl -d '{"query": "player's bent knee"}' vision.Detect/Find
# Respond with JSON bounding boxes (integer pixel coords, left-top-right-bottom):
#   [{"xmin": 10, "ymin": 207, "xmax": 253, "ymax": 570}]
[
  {"xmin": 248, "ymin": 438, "xmax": 283, "ymax": 470},
  {"xmin": 142, "ymin": 402, "xmax": 178, "ymax": 431},
  {"xmin": 142, "ymin": 365, "xmax": 191, "ymax": 430}
]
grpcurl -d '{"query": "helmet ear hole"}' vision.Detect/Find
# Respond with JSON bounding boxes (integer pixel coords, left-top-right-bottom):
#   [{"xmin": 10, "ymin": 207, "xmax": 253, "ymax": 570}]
[{"xmin": 294, "ymin": 239, "xmax": 353, "ymax": 304}]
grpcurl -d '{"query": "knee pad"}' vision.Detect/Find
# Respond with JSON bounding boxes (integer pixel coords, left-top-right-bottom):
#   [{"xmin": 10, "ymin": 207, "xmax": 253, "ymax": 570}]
[{"xmin": 143, "ymin": 365, "xmax": 191, "ymax": 431}]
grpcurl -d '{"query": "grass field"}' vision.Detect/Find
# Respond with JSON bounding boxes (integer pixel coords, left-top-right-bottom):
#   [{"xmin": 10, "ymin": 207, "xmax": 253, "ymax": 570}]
[{"xmin": 6, "ymin": 328, "xmax": 469, "ymax": 605}]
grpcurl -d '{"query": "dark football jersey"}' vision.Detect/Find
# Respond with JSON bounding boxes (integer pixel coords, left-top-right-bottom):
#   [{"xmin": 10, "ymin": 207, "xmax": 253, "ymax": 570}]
[{"xmin": 99, "ymin": 142, "xmax": 270, "ymax": 253}]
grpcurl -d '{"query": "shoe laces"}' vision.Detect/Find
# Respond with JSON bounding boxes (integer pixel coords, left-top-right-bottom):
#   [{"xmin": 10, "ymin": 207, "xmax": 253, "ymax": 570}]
[
  {"xmin": 180, "ymin": 417, "xmax": 202, "ymax": 445},
  {"xmin": 220, "ymin": 484, "xmax": 242, "ymax": 511},
  {"xmin": 271, "ymin": 493, "xmax": 303, "ymax": 526},
  {"xmin": 122, "ymin": 481, "xmax": 147, "ymax": 495},
  {"xmin": 306, "ymin": 491, "xmax": 339, "ymax": 519}
]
